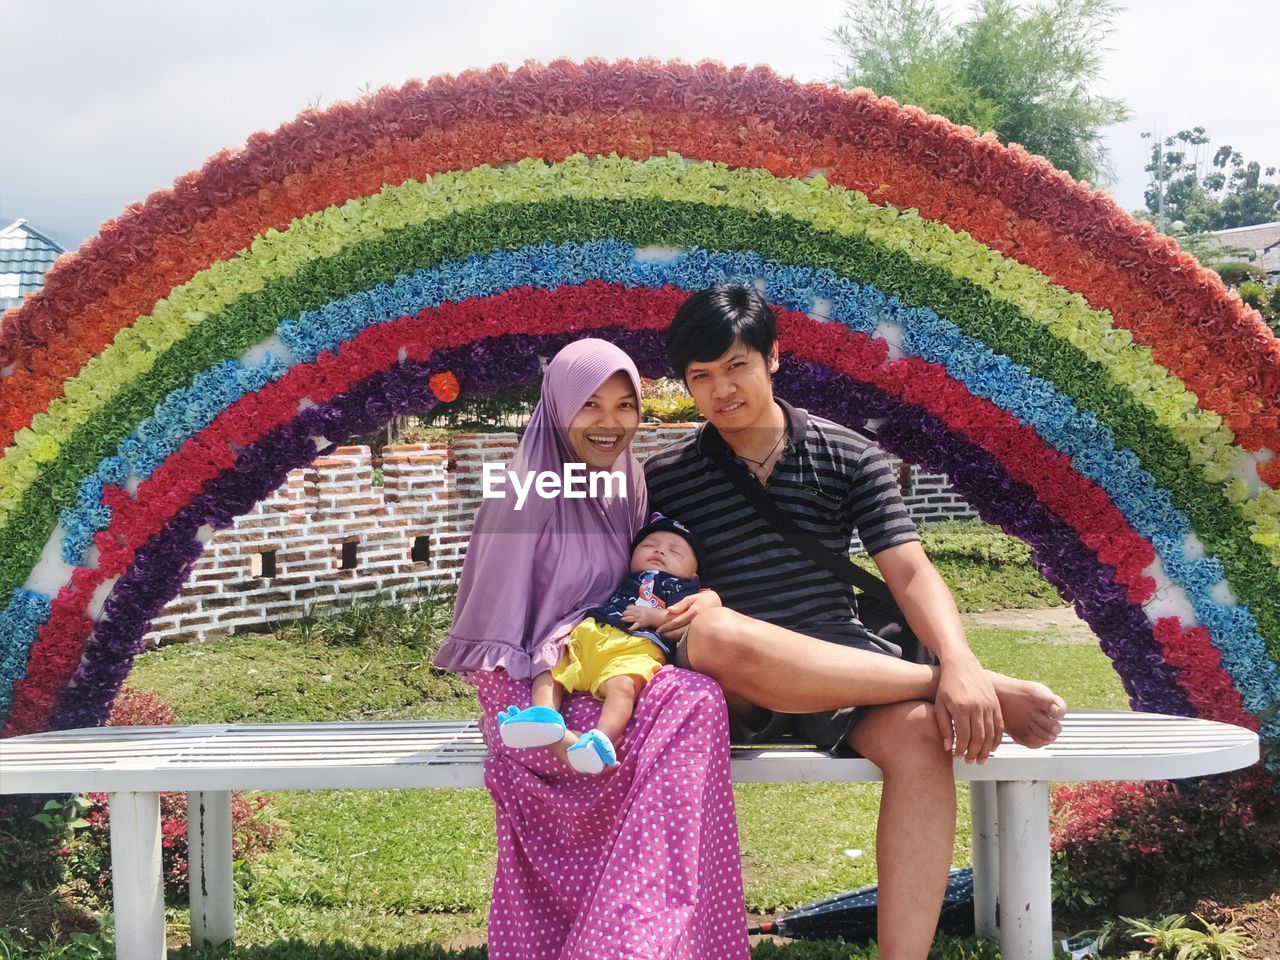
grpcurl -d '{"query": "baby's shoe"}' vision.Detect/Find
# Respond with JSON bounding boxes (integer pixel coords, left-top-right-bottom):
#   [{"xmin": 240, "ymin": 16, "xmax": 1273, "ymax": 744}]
[
  {"xmin": 566, "ymin": 728, "xmax": 618, "ymax": 775},
  {"xmin": 496, "ymin": 705, "xmax": 567, "ymax": 748}
]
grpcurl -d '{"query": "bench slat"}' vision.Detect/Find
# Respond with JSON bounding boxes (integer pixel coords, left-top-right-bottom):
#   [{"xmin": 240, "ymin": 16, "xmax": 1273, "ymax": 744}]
[{"xmin": 1, "ymin": 712, "xmax": 1259, "ymax": 794}]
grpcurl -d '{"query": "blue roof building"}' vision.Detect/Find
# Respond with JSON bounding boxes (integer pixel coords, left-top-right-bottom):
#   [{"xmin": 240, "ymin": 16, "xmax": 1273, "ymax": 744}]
[{"xmin": 1, "ymin": 218, "xmax": 67, "ymax": 311}]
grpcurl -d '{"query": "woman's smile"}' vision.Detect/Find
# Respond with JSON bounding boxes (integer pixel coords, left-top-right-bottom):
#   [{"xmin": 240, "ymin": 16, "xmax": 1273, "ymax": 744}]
[{"xmin": 585, "ymin": 432, "xmax": 622, "ymax": 453}]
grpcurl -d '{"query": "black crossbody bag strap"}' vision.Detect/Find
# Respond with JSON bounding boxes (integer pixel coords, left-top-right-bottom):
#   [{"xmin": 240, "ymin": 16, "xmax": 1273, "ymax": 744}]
[{"xmin": 711, "ymin": 456, "xmax": 894, "ymax": 605}]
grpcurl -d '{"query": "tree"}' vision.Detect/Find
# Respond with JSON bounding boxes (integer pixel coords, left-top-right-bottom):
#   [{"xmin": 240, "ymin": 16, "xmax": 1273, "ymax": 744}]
[
  {"xmin": 1239, "ymin": 280, "xmax": 1280, "ymax": 337},
  {"xmin": 1143, "ymin": 127, "xmax": 1280, "ymax": 232},
  {"xmin": 833, "ymin": 0, "xmax": 1130, "ymax": 186}
]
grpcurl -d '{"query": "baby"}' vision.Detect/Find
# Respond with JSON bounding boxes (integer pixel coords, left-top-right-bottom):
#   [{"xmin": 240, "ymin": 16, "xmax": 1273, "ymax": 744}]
[{"xmin": 496, "ymin": 513, "xmax": 705, "ymax": 774}]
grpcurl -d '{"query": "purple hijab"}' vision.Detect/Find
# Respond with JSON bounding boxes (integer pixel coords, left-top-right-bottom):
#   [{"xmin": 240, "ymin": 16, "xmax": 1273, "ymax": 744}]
[{"xmin": 432, "ymin": 339, "xmax": 649, "ymax": 679}]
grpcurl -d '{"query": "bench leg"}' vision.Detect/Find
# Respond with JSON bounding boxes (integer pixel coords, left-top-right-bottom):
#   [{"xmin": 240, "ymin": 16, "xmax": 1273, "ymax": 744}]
[
  {"xmin": 969, "ymin": 781, "xmax": 999, "ymax": 939},
  {"xmin": 108, "ymin": 791, "xmax": 166, "ymax": 960},
  {"xmin": 996, "ymin": 780, "xmax": 1052, "ymax": 960},
  {"xmin": 187, "ymin": 790, "xmax": 235, "ymax": 948}
]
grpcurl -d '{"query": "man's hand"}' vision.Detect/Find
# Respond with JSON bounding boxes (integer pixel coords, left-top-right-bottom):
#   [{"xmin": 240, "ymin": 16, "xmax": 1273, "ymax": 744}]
[
  {"xmin": 656, "ymin": 590, "xmax": 721, "ymax": 640},
  {"xmin": 934, "ymin": 654, "xmax": 1003, "ymax": 763},
  {"xmin": 872, "ymin": 542, "xmax": 1002, "ymax": 762},
  {"xmin": 620, "ymin": 605, "xmax": 667, "ymax": 631}
]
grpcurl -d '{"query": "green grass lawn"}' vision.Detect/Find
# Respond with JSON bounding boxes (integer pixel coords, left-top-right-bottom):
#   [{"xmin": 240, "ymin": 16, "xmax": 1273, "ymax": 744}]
[
  {"xmin": 108, "ymin": 603, "xmax": 1128, "ymax": 952},
  {"xmin": 853, "ymin": 520, "xmax": 1068, "ymax": 612}
]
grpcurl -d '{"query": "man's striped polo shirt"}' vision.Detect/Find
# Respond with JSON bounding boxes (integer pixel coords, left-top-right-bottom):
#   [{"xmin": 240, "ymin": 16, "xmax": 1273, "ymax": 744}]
[{"xmin": 642, "ymin": 397, "xmax": 919, "ymax": 640}]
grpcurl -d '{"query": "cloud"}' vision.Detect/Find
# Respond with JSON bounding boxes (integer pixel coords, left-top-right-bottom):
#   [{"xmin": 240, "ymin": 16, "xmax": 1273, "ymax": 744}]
[{"xmin": 2, "ymin": 0, "xmax": 1275, "ymax": 247}]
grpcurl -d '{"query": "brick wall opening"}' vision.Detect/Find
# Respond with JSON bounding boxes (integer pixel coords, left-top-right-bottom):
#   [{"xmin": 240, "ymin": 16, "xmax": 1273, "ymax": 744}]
[
  {"xmin": 340, "ymin": 541, "xmax": 358, "ymax": 570},
  {"xmin": 411, "ymin": 535, "xmax": 430, "ymax": 563},
  {"xmin": 250, "ymin": 550, "xmax": 277, "ymax": 578}
]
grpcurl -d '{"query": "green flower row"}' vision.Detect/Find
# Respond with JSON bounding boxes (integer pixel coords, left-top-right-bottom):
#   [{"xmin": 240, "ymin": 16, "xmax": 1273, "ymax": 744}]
[{"xmin": 1, "ymin": 193, "xmax": 1276, "ymax": 654}]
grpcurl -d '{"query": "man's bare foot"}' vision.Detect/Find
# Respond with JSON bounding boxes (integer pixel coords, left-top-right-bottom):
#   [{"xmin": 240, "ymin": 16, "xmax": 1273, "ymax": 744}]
[{"xmin": 988, "ymin": 674, "xmax": 1066, "ymax": 748}]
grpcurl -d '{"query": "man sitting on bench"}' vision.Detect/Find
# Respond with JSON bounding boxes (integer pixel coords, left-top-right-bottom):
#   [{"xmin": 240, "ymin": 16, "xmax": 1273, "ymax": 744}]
[{"xmin": 644, "ymin": 284, "xmax": 1068, "ymax": 960}]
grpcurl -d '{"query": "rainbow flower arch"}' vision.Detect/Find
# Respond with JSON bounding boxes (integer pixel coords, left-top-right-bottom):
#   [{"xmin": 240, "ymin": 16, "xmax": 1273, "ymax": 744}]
[{"xmin": 1, "ymin": 60, "xmax": 1277, "ymax": 773}]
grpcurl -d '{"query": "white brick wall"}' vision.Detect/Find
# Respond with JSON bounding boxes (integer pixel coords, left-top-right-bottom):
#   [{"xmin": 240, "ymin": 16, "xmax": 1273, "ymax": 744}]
[{"xmin": 142, "ymin": 426, "xmax": 976, "ymax": 646}]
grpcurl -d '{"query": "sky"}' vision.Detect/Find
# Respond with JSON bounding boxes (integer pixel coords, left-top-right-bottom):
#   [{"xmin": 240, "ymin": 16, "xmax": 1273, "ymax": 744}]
[{"xmin": 2, "ymin": 0, "xmax": 1277, "ymax": 251}]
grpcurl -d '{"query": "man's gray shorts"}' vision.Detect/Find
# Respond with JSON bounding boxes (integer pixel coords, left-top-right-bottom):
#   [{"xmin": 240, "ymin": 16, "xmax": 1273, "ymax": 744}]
[{"xmin": 675, "ymin": 623, "xmax": 902, "ymax": 758}]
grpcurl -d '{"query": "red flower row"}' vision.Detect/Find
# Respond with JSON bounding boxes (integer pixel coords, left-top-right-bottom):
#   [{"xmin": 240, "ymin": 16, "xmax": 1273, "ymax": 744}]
[
  {"xmin": 1151, "ymin": 618, "xmax": 1256, "ymax": 730},
  {"xmin": 778, "ymin": 312, "xmax": 1159, "ymax": 599},
  {"xmin": 0, "ymin": 284, "xmax": 682, "ymax": 736},
  {"xmin": 3, "ymin": 61, "xmax": 1273, "ymax": 453},
  {"xmin": 0, "ymin": 283, "xmax": 1230, "ymax": 736}
]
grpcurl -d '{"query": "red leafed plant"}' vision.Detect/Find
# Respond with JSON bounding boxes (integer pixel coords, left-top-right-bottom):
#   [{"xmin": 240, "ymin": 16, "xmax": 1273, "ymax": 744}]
[
  {"xmin": 1050, "ymin": 767, "xmax": 1279, "ymax": 905},
  {"xmin": 73, "ymin": 688, "xmax": 285, "ymax": 901}
]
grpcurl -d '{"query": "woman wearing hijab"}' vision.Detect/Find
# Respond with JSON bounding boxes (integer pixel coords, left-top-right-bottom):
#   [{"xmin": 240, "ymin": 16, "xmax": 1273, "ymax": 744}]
[{"xmin": 432, "ymin": 338, "xmax": 750, "ymax": 960}]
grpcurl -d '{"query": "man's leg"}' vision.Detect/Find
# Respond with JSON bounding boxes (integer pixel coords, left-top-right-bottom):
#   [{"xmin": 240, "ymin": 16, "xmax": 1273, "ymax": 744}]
[
  {"xmin": 850, "ymin": 700, "xmax": 956, "ymax": 960},
  {"xmin": 683, "ymin": 608, "xmax": 940, "ymax": 710},
  {"xmin": 684, "ymin": 607, "xmax": 1064, "ymax": 747}
]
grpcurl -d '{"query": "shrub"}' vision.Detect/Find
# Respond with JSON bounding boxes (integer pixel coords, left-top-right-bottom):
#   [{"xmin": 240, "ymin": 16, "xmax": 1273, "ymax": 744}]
[
  {"xmin": 917, "ymin": 520, "xmax": 1035, "ymax": 566},
  {"xmin": 0, "ymin": 796, "xmax": 91, "ymax": 897},
  {"xmin": 0, "ymin": 927, "xmax": 116, "ymax": 959},
  {"xmin": 1238, "ymin": 280, "xmax": 1280, "ymax": 335},
  {"xmin": 410, "ymin": 383, "xmax": 538, "ymax": 434},
  {"xmin": 1123, "ymin": 913, "xmax": 1251, "ymax": 960},
  {"xmin": 106, "ymin": 686, "xmax": 175, "ymax": 725},
  {"xmin": 643, "ymin": 394, "xmax": 703, "ymax": 422},
  {"xmin": 76, "ymin": 792, "xmax": 283, "ymax": 902},
  {"xmin": 1210, "ymin": 262, "xmax": 1265, "ymax": 287},
  {"xmin": 1050, "ymin": 767, "xmax": 1279, "ymax": 907}
]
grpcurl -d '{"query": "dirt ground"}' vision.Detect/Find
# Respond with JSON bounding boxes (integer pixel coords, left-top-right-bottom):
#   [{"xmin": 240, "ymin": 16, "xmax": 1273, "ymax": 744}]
[
  {"xmin": 1176, "ymin": 863, "xmax": 1280, "ymax": 960},
  {"xmin": 961, "ymin": 605, "xmax": 1096, "ymax": 643}
]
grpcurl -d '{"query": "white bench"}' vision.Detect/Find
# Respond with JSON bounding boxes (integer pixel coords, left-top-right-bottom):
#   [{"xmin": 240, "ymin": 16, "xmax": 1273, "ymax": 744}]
[{"xmin": 0, "ymin": 710, "xmax": 1258, "ymax": 960}]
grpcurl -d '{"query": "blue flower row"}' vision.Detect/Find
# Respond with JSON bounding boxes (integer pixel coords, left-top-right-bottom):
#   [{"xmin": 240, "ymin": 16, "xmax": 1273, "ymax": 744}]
[
  {"xmin": 0, "ymin": 359, "xmax": 292, "ymax": 722},
  {"xmin": 276, "ymin": 239, "xmax": 1277, "ymax": 718},
  {"xmin": 0, "ymin": 587, "xmax": 52, "ymax": 718},
  {"xmin": 59, "ymin": 355, "xmax": 291, "ymax": 564},
  {"xmin": 4, "ymin": 240, "xmax": 1274, "ymax": 733}
]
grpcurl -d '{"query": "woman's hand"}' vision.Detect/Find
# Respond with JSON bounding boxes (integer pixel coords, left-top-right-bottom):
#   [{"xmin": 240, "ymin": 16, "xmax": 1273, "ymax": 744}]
[{"xmin": 656, "ymin": 590, "xmax": 721, "ymax": 641}]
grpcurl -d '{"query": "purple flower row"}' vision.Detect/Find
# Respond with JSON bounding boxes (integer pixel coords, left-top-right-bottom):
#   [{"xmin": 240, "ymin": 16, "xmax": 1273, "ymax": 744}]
[{"xmin": 50, "ymin": 331, "xmax": 1186, "ymax": 729}]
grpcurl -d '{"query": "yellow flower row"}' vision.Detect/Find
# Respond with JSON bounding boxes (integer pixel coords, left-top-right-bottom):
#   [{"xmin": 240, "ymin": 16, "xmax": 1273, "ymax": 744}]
[{"xmin": 1, "ymin": 154, "xmax": 1274, "ymax": 563}]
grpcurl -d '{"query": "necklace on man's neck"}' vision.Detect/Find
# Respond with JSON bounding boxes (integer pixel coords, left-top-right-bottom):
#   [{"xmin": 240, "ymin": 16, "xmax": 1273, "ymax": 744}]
[
  {"xmin": 735, "ymin": 426, "xmax": 788, "ymax": 484},
  {"xmin": 736, "ymin": 427, "xmax": 787, "ymax": 467}
]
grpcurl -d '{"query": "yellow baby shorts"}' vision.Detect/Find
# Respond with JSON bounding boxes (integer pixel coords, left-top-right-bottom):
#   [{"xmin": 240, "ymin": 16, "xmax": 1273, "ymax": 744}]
[{"xmin": 550, "ymin": 617, "xmax": 665, "ymax": 700}]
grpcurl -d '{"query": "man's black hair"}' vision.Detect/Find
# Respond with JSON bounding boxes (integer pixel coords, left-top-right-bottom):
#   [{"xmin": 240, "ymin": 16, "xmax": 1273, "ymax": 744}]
[{"xmin": 666, "ymin": 283, "xmax": 777, "ymax": 379}]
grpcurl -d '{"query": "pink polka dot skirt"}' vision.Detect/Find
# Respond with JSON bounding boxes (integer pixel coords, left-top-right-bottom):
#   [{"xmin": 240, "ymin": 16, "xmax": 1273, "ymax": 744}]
[{"xmin": 469, "ymin": 666, "xmax": 751, "ymax": 959}]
